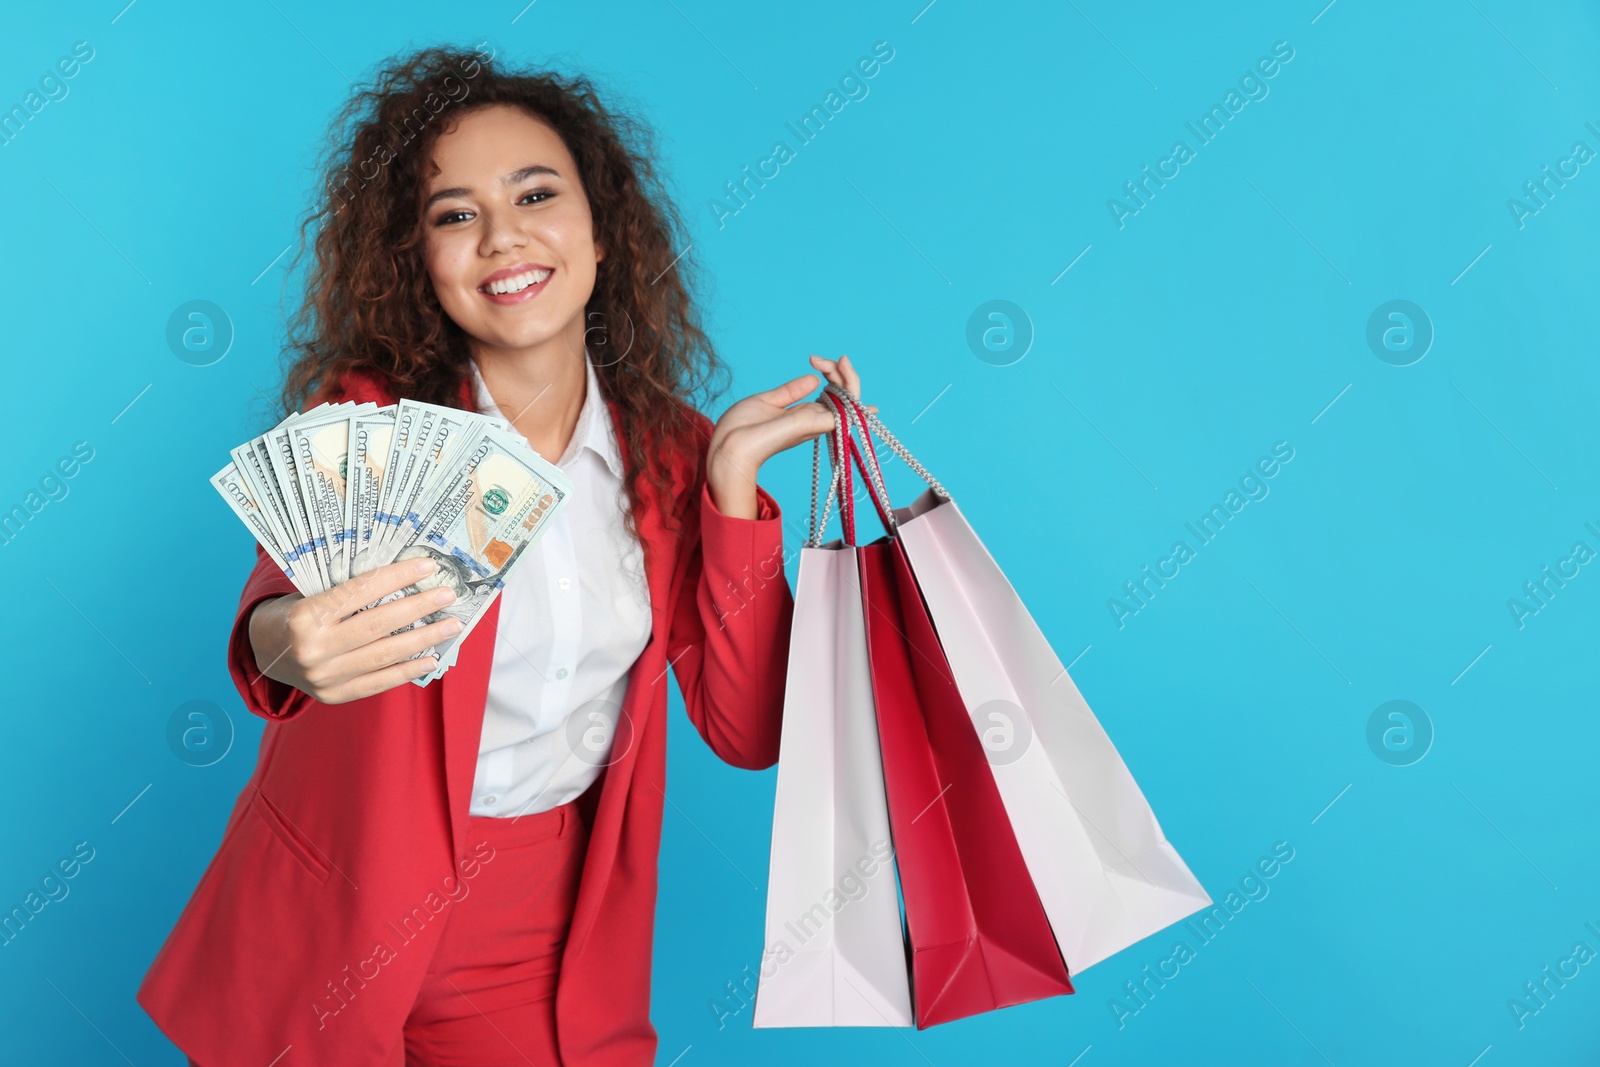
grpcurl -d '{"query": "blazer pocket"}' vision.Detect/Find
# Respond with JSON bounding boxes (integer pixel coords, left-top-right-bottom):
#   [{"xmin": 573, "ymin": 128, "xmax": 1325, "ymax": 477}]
[{"xmin": 248, "ymin": 789, "xmax": 332, "ymax": 885}]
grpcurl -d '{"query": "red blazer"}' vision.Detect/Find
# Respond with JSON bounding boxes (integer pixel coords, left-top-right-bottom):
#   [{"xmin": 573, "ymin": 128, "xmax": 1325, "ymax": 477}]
[{"xmin": 137, "ymin": 370, "xmax": 794, "ymax": 1066}]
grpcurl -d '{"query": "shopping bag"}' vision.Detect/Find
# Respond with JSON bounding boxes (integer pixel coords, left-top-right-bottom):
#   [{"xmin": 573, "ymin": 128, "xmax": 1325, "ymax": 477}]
[
  {"xmin": 825, "ymin": 384, "xmax": 1212, "ymax": 976},
  {"xmin": 751, "ymin": 400, "xmax": 913, "ymax": 1029},
  {"xmin": 825, "ymin": 390, "xmax": 1074, "ymax": 1029}
]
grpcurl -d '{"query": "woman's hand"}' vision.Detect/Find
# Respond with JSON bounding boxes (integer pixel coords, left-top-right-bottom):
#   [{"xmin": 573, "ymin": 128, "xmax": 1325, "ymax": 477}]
[
  {"xmin": 247, "ymin": 557, "xmax": 464, "ymax": 704},
  {"xmin": 707, "ymin": 354, "xmax": 877, "ymax": 519}
]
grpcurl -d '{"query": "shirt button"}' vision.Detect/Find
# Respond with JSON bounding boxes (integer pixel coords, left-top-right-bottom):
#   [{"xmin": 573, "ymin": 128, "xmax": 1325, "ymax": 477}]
[
  {"xmin": 558, "ymin": 577, "xmax": 572, "ymax": 590},
  {"xmin": 555, "ymin": 667, "xmax": 569, "ymax": 679},
  {"xmin": 481, "ymin": 794, "xmax": 498, "ymax": 805}
]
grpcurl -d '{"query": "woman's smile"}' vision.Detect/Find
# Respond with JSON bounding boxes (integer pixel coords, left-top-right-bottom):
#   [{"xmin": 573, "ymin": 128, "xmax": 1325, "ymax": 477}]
[{"xmin": 478, "ymin": 262, "xmax": 555, "ymax": 305}]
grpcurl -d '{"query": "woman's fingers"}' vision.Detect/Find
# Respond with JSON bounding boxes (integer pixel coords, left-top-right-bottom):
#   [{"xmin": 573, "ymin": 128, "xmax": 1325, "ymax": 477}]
[
  {"xmin": 809, "ymin": 353, "xmax": 855, "ymax": 385},
  {"xmin": 807, "ymin": 353, "xmax": 876, "ymax": 414},
  {"xmin": 835, "ymin": 354, "xmax": 873, "ymax": 412},
  {"xmin": 263, "ymin": 557, "xmax": 471, "ymax": 701},
  {"xmin": 751, "ymin": 372, "xmax": 823, "ymax": 407},
  {"xmin": 325, "ymin": 613, "xmax": 462, "ymax": 683},
  {"xmin": 800, "ymin": 398, "xmax": 841, "ymax": 433},
  {"xmin": 717, "ymin": 358, "xmax": 879, "ymax": 462},
  {"xmin": 321, "ymin": 653, "xmax": 442, "ymax": 705},
  {"xmin": 808, "ymin": 354, "xmax": 844, "ymax": 393},
  {"xmin": 309, "ymin": 557, "xmax": 437, "ymax": 627},
  {"xmin": 837, "ymin": 353, "xmax": 863, "ymax": 397},
  {"xmin": 338, "ymin": 584, "xmax": 460, "ymax": 651}
]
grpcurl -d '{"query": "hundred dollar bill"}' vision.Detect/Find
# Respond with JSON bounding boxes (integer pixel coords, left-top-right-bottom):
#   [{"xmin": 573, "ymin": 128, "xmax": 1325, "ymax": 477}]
[
  {"xmin": 384, "ymin": 403, "xmax": 460, "ymax": 563},
  {"xmin": 372, "ymin": 400, "xmax": 510, "ymax": 564},
  {"xmin": 344, "ymin": 405, "xmax": 397, "ymax": 578},
  {"xmin": 230, "ymin": 437, "xmax": 301, "ymax": 573},
  {"xmin": 375, "ymin": 425, "xmax": 573, "ymax": 686},
  {"xmin": 370, "ymin": 401, "xmax": 428, "ymax": 563},
  {"xmin": 261, "ymin": 407, "xmax": 343, "ymax": 593},
  {"xmin": 386, "ymin": 406, "xmax": 511, "ymax": 558},
  {"xmin": 289, "ymin": 402, "xmax": 379, "ymax": 586},
  {"xmin": 210, "ymin": 461, "xmax": 316, "ymax": 598}
]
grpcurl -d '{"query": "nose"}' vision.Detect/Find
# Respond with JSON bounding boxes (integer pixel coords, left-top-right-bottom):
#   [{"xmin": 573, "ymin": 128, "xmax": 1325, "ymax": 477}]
[{"xmin": 477, "ymin": 203, "xmax": 530, "ymax": 257}]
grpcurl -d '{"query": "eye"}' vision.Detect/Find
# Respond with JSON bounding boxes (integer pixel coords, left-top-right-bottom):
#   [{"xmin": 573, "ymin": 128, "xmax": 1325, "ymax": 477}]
[{"xmin": 431, "ymin": 187, "xmax": 554, "ymax": 227}]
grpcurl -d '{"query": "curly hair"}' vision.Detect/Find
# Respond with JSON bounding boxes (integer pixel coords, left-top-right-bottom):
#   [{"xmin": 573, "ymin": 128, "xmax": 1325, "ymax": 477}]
[{"xmin": 274, "ymin": 42, "xmax": 728, "ymax": 545}]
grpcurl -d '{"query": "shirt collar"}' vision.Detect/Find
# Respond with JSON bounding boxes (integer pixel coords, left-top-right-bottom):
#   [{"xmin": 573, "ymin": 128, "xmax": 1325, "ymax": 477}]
[{"xmin": 467, "ymin": 351, "xmax": 624, "ymax": 479}]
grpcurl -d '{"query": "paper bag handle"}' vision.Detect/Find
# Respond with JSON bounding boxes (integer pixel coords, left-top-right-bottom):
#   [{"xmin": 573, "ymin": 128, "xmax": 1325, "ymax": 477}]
[
  {"xmin": 829, "ymin": 391, "xmax": 895, "ymax": 543},
  {"xmin": 808, "ymin": 390, "xmax": 862, "ymax": 546},
  {"xmin": 806, "ymin": 381, "xmax": 951, "ymax": 547}
]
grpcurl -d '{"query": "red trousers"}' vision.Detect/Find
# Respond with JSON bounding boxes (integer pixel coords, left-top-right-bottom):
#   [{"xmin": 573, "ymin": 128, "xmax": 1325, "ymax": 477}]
[
  {"xmin": 189, "ymin": 795, "xmax": 588, "ymax": 1067},
  {"xmin": 403, "ymin": 797, "xmax": 589, "ymax": 1065}
]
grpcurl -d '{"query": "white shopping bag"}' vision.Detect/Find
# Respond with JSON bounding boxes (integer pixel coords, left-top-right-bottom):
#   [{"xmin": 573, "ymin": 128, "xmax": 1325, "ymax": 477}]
[
  {"xmin": 751, "ymin": 409, "xmax": 913, "ymax": 1028},
  {"xmin": 825, "ymin": 383, "xmax": 1212, "ymax": 976}
]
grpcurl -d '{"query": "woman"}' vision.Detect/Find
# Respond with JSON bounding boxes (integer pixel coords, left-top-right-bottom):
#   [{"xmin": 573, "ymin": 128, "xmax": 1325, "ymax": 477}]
[{"xmin": 137, "ymin": 45, "xmax": 875, "ymax": 1066}]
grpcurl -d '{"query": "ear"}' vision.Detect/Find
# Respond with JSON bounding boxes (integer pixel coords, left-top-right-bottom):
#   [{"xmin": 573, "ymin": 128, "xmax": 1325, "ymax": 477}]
[{"xmin": 594, "ymin": 238, "xmax": 606, "ymax": 264}]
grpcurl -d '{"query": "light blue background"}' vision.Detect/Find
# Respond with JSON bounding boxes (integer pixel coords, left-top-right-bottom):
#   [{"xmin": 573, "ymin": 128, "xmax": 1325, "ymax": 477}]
[{"xmin": 2, "ymin": 0, "xmax": 1598, "ymax": 1063}]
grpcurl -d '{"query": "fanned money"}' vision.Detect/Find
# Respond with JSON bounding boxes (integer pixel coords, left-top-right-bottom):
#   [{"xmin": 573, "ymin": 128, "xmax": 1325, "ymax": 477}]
[{"xmin": 211, "ymin": 399, "xmax": 573, "ymax": 686}]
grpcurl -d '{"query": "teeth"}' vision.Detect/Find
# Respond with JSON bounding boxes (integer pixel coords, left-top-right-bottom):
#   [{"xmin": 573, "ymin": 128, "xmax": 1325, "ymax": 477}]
[{"xmin": 485, "ymin": 269, "xmax": 552, "ymax": 295}]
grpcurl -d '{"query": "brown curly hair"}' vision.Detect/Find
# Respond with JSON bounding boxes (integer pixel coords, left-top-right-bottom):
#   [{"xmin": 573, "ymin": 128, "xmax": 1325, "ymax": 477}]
[{"xmin": 273, "ymin": 42, "xmax": 728, "ymax": 545}]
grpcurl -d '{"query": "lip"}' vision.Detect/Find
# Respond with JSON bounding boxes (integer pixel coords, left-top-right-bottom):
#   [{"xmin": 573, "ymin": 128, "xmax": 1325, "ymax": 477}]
[{"xmin": 478, "ymin": 262, "xmax": 555, "ymax": 305}]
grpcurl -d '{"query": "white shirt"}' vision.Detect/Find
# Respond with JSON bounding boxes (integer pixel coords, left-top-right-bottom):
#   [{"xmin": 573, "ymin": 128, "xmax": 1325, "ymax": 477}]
[{"xmin": 466, "ymin": 351, "xmax": 652, "ymax": 818}]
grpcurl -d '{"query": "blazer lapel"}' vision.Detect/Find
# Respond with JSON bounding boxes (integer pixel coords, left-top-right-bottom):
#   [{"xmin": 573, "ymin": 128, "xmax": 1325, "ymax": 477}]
[
  {"xmin": 440, "ymin": 591, "xmax": 501, "ymax": 861},
  {"xmin": 439, "ymin": 372, "xmax": 491, "ymax": 861}
]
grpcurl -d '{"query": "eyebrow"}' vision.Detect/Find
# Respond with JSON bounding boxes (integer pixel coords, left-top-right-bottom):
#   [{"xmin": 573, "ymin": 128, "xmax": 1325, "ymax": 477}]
[{"xmin": 424, "ymin": 165, "xmax": 561, "ymax": 208}]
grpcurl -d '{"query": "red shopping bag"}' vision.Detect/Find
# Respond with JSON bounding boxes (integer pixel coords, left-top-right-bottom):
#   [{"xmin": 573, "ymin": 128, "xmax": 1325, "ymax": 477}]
[{"xmin": 824, "ymin": 390, "xmax": 1074, "ymax": 1028}]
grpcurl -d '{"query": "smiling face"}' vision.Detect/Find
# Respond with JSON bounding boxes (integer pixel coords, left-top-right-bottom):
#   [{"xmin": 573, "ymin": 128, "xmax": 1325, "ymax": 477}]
[{"xmin": 420, "ymin": 104, "xmax": 604, "ymax": 359}]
